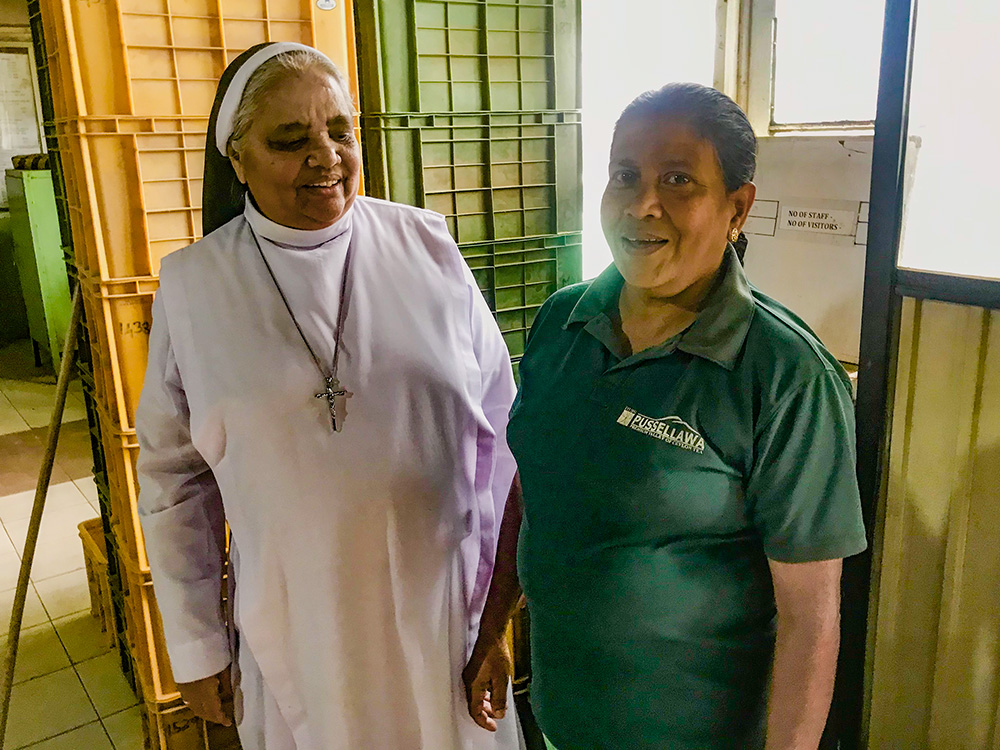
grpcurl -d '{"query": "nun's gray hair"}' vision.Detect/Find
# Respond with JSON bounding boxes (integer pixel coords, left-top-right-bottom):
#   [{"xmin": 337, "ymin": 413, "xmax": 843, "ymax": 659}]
[{"xmin": 227, "ymin": 49, "xmax": 353, "ymax": 159}]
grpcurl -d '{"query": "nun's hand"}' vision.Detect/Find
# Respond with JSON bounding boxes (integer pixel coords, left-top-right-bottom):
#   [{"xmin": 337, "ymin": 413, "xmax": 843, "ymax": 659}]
[
  {"xmin": 178, "ymin": 667, "xmax": 234, "ymax": 726},
  {"xmin": 463, "ymin": 638, "xmax": 512, "ymax": 732}
]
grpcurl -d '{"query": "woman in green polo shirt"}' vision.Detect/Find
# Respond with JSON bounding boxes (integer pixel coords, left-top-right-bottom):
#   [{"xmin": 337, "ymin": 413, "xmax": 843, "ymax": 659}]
[{"xmin": 463, "ymin": 83, "xmax": 867, "ymax": 750}]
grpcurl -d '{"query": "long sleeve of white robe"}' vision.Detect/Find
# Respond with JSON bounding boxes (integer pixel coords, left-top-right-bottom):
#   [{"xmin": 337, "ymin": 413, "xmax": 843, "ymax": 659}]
[{"xmin": 136, "ymin": 292, "xmax": 231, "ymax": 683}]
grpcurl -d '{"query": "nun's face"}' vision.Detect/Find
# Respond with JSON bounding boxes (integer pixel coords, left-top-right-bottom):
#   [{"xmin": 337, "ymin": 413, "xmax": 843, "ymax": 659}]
[{"xmin": 230, "ymin": 70, "xmax": 360, "ymax": 230}]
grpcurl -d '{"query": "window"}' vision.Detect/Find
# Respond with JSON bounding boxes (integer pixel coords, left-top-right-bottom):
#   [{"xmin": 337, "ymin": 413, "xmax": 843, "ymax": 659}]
[
  {"xmin": 580, "ymin": 1, "xmax": 716, "ymax": 277},
  {"xmin": 745, "ymin": 0, "xmax": 885, "ymax": 133},
  {"xmin": 896, "ymin": 0, "xmax": 1000, "ymax": 279}
]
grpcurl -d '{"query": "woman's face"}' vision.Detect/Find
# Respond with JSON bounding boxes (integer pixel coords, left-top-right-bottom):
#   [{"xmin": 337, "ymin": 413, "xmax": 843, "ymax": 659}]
[
  {"xmin": 230, "ymin": 69, "xmax": 361, "ymax": 230},
  {"xmin": 600, "ymin": 114, "xmax": 754, "ymax": 299}
]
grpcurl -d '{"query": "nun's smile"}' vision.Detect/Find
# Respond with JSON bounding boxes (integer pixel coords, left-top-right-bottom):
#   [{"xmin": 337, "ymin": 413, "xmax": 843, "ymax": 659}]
[{"xmin": 230, "ymin": 69, "xmax": 361, "ymax": 230}]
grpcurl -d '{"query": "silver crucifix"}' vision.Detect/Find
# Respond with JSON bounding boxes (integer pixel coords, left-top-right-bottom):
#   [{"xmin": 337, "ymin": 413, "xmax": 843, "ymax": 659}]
[{"xmin": 316, "ymin": 376, "xmax": 353, "ymax": 432}]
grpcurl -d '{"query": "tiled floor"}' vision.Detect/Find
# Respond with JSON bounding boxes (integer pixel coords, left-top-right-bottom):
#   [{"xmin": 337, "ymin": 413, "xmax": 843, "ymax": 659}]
[{"xmin": 0, "ymin": 340, "xmax": 142, "ymax": 749}]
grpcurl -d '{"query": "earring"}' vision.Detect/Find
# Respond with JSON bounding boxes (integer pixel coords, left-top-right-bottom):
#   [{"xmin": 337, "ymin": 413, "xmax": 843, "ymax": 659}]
[{"xmin": 730, "ymin": 228, "xmax": 740, "ymax": 243}]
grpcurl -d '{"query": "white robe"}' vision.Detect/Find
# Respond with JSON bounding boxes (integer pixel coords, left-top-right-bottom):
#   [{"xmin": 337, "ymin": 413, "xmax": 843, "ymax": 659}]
[{"xmin": 136, "ymin": 196, "xmax": 520, "ymax": 750}]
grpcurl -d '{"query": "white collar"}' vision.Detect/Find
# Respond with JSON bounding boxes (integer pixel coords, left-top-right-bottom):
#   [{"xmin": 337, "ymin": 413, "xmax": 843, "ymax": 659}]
[{"xmin": 244, "ymin": 197, "xmax": 353, "ymax": 249}]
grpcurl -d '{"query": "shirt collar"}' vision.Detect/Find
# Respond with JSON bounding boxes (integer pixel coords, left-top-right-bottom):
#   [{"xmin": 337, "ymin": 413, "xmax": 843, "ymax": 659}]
[
  {"xmin": 244, "ymin": 196, "xmax": 353, "ymax": 250},
  {"xmin": 564, "ymin": 245, "xmax": 756, "ymax": 371}
]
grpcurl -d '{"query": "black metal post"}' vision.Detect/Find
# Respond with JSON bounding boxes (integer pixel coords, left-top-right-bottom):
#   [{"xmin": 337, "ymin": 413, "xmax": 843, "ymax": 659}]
[{"xmin": 828, "ymin": 1, "xmax": 918, "ymax": 748}]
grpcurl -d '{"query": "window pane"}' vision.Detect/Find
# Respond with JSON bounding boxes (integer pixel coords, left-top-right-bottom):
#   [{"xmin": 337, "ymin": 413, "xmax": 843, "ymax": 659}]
[
  {"xmin": 580, "ymin": 2, "xmax": 715, "ymax": 277},
  {"xmin": 897, "ymin": 0, "xmax": 1000, "ymax": 278},
  {"xmin": 772, "ymin": 0, "xmax": 884, "ymax": 124}
]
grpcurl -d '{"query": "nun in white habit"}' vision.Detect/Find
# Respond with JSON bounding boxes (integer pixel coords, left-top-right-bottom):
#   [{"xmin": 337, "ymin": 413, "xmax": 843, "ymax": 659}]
[{"xmin": 136, "ymin": 42, "xmax": 521, "ymax": 750}]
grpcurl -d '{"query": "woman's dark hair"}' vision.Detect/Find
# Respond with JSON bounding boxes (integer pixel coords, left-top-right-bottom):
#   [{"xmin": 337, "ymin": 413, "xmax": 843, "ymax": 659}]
[{"xmin": 614, "ymin": 82, "xmax": 757, "ymax": 193}]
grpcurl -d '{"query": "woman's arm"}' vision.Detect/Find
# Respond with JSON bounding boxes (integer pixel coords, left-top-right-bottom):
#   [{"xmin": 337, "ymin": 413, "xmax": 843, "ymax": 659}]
[
  {"xmin": 136, "ymin": 293, "xmax": 232, "ymax": 723},
  {"xmin": 747, "ymin": 370, "xmax": 866, "ymax": 747},
  {"xmin": 463, "ymin": 474, "xmax": 525, "ymax": 731},
  {"xmin": 765, "ymin": 557, "xmax": 842, "ymax": 750}
]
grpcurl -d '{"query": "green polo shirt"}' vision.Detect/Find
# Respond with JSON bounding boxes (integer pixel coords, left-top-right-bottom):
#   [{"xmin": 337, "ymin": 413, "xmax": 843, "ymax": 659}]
[{"xmin": 508, "ymin": 247, "xmax": 867, "ymax": 750}]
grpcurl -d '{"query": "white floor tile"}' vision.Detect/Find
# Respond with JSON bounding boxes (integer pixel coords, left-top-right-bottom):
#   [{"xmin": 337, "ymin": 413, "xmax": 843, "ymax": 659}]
[
  {"xmin": 0, "ymin": 584, "xmax": 49, "ymax": 629},
  {"xmin": 0, "ymin": 543, "xmax": 23, "ymax": 592},
  {"xmin": 0, "ymin": 379, "xmax": 87, "ymax": 429},
  {"xmin": 73, "ymin": 475, "xmax": 99, "ymax": 503},
  {"xmin": 3, "ymin": 666, "xmax": 98, "ymax": 749},
  {"xmin": 66, "ymin": 379, "xmax": 85, "ymax": 403},
  {"xmin": 0, "ymin": 621, "xmax": 71, "ymax": 684},
  {"xmin": 0, "ymin": 481, "xmax": 92, "ymax": 526},
  {"xmin": 5, "ymin": 503, "xmax": 97, "ymax": 554},
  {"xmin": 52, "ymin": 612, "xmax": 114, "ymax": 664},
  {"xmin": 0, "ymin": 528, "xmax": 17, "ymax": 558},
  {"xmin": 76, "ymin": 651, "xmax": 140, "ymax": 718},
  {"xmin": 20, "ymin": 721, "xmax": 114, "ymax": 750},
  {"xmin": 33, "ymin": 568, "xmax": 92, "ymax": 620},
  {"xmin": 102, "ymin": 705, "xmax": 144, "ymax": 750},
  {"xmin": 63, "ymin": 399, "xmax": 90, "ymax": 426},
  {"xmin": 28, "ymin": 530, "xmax": 87, "ymax": 582},
  {"xmin": 0, "ymin": 393, "xmax": 30, "ymax": 437}
]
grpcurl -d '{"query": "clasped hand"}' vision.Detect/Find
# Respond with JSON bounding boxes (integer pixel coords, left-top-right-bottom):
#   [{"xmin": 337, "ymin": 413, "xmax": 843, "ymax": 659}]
[
  {"xmin": 180, "ymin": 649, "xmax": 509, "ymax": 732},
  {"xmin": 462, "ymin": 637, "xmax": 513, "ymax": 732},
  {"xmin": 178, "ymin": 666, "xmax": 234, "ymax": 727}
]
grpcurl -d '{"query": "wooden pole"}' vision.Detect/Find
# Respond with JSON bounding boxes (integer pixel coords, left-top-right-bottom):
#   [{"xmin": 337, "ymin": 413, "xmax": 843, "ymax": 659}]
[{"xmin": 0, "ymin": 283, "xmax": 84, "ymax": 747}]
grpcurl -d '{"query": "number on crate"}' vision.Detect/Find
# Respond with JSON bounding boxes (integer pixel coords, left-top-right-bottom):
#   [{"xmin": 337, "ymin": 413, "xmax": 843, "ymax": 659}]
[{"xmin": 120, "ymin": 320, "xmax": 151, "ymax": 337}]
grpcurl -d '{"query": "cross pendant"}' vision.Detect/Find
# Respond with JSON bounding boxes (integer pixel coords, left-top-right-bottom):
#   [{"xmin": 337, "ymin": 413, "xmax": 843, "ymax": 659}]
[{"xmin": 315, "ymin": 376, "xmax": 353, "ymax": 432}]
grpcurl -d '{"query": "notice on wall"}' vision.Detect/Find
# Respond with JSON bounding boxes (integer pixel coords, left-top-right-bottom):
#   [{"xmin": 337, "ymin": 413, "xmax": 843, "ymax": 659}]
[
  {"xmin": 778, "ymin": 205, "xmax": 857, "ymax": 236},
  {"xmin": 0, "ymin": 47, "xmax": 44, "ymax": 208}
]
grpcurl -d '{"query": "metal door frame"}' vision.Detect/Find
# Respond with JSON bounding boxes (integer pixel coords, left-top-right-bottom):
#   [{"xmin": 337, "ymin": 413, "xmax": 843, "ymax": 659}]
[{"xmin": 833, "ymin": 0, "xmax": 1000, "ymax": 746}]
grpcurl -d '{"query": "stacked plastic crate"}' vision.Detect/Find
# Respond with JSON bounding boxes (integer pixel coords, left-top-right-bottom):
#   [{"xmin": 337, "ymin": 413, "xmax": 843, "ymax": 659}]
[
  {"xmin": 355, "ymin": 0, "xmax": 583, "ymax": 378},
  {"xmin": 25, "ymin": 0, "xmax": 140, "ymax": 697},
  {"xmin": 30, "ymin": 1, "xmax": 360, "ymax": 746}
]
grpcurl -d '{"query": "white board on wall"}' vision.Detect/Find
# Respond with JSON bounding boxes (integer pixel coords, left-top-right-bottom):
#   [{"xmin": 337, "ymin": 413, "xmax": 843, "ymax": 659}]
[
  {"xmin": 742, "ymin": 135, "xmax": 872, "ymax": 364},
  {"xmin": 0, "ymin": 43, "xmax": 44, "ymax": 208},
  {"xmin": 0, "ymin": 0, "xmax": 29, "ymax": 26}
]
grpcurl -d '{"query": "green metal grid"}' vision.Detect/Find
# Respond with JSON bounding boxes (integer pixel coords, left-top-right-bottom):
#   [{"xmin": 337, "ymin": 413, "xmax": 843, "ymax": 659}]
[
  {"xmin": 80, "ymin": 355, "xmax": 136, "ymax": 692},
  {"xmin": 357, "ymin": 0, "xmax": 583, "ymax": 370},
  {"xmin": 463, "ymin": 232, "xmax": 581, "ymax": 362},
  {"xmin": 356, "ymin": 0, "xmax": 580, "ymax": 115},
  {"xmin": 361, "ymin": 111, "xmax": 582, "ymax": 244},
  {"xmin": 414, "ymin": 0, "xmax": 554, "ymax": 112}
]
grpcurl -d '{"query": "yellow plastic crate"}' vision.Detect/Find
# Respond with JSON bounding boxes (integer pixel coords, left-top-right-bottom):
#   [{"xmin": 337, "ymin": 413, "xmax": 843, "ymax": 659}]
[
  {"xmin": 56, "ymin": 117, "xmax": 206, "ymax": 281},
  {"xmin": 120, "ymin": 548, "xmax": 179, "ymax": 705},
  {"xmin": 38, "ymin": 0, "xmax": 362, "ymax": 284},
  {"xmin": 78, "ymin": 517, "xmax": 117, "ymax": 650},
  {"xmin": 99, "ymin": 419, "xmax": 147, "ymax": 575},
  {"xmin": 141, "ymin": 698, "xmax": 241, "ymax": 750},
  {"xmin": 37, "ymin": 0, "xmax": 360, "ymax": 119},
  {"xmin": 81, "ymin": 274, "xmax": 158, "ymax": 434},
  {"xmin": 120, "ymin": 547, "xmax": 233, "ymax": 722}
]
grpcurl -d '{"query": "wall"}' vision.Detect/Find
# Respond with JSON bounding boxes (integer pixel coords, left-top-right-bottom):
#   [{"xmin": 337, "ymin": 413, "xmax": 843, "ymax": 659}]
[
  {"xmin": 0, "ymin": 213, "xmax": 29, "ymax": 343},
  {"xmin": 579, "ymin": 1, "xmax": 716, "ymax": 278},
  {"xmin": 867, "ymin": 297, "xmax": 1000, "ymax": 748},
  {"xmin": 0, "ymin": 0, "xmax": 28, "ymax": 25},
  {"xmin": 0, "ymin": 0, "xmax": 34, "ymax": 341},
  {"xmin": 742, "ymin": 135, "xmax": 872, "ymax": 364}
]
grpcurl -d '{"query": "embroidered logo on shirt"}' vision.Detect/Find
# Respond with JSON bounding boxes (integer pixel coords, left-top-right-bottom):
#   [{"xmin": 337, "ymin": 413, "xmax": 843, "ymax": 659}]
[{"xmin": 616, "ymin": 408, "xmax": 706, "ymax": 454}]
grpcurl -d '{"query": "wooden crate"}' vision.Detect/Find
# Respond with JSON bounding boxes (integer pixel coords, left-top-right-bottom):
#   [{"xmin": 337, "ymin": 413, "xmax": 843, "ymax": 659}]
[
  {"xmin": 119, "ymin": 548, "xmax": 180, "ymax": 705},
  {"xmin": 78, "ymin": 517, "xmax": 116, "ymax": 649},
  {"xmin": 141, "ymin": 699, "xmax": 241, "ymax": 750}
]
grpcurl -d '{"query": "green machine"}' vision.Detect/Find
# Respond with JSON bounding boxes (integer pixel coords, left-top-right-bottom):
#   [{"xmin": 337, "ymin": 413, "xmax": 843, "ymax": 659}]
[{"xmin": 5, "ymin": 169, "xmax": 72, "ymax": 372}]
